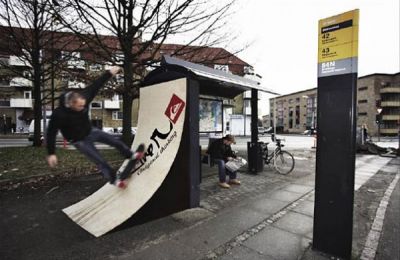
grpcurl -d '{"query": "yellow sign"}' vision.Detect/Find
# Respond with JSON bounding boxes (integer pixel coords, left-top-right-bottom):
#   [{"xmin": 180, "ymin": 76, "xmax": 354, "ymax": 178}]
[
  {"xmin": 319, "ymin": 42, "xmax": 358, "ymax": 61},
  {"xmin": 318, "ymin": 9, "xmax": 359, "ymax": 63},
  {"xmin": 318, "ymin": 27, "xmax": 358, "ymax": 48}
]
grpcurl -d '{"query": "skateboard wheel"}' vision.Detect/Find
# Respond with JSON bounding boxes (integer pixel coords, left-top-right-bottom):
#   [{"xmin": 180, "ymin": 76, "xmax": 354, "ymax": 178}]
[{"xmin": 117, "ymin": 180, "xmax": 127, "ymax": 189}]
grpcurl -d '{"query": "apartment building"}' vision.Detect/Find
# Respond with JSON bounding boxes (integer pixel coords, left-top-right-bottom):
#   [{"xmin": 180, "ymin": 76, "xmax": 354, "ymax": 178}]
[
  {"xmin": 0, "ymin": 55, "xmax": 34, "ymax": 133},
  {"xmin": 357, "ymin": 73, "xmax": 400, "ymax": 136},
  {"xmin": 269, "ymin": 72, "xmax": 399, "ymax": 136},
  {"xmin": 0, "ymin": 27, "xmax": 253, "ymax": 134},
  {"xmin": 269, "ymin": 88, "xmax": 317, "ymax": 134}
]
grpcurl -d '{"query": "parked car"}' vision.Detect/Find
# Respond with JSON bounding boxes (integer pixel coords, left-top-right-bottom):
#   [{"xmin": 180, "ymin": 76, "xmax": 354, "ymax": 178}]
[
  {"xmin": 264, "ymin": 127, "xmax": 273, "ymax": 133},
  {"xmin": 102, "ymin": 127, "xmax": 115, "ymax": 134},
  {"xmin": 303, "ymin": 129, "xmax": 317, "ymax": 136},
  {"xmin": 258, "ymin": 127, "xmax": 275, "ymax": 135},
  {"xmin": 117, "ymin": 127, "xmax": 137, "ymax": 135},
  {"xmin": 258, "ymin": 127, "xmax": 267, "ymax": 135}
]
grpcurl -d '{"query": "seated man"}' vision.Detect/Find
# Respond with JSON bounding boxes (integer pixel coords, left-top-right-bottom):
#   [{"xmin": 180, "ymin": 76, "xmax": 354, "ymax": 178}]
[{"xmin": 208, "ymin": 134, "xmax": 240, "ymax": 188}]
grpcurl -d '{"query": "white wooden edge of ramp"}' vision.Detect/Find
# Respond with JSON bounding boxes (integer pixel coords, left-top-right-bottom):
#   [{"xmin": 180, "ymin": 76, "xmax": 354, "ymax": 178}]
[{"xmin": 63, "ymin": 79, "xmax": 187, "ymax": 237}]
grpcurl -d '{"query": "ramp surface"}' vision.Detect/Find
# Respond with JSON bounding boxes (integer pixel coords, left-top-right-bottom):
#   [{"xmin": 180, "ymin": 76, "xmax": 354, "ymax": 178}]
[{"xmin": 63, "ymin": 79, "xmax": 187, "ymax": 237}]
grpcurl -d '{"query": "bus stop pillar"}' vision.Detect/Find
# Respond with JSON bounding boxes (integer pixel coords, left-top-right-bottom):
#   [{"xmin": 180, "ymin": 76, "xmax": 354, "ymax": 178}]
[{"xmin": 248, "ymin": 89, "xmax": 264, "ymax": 173}]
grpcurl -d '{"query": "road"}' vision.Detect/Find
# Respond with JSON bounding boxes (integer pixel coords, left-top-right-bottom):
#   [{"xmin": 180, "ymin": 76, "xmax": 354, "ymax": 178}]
[
  {"xmin": 1, "ymin": 134, "xmax": 397, "ymax": 151},
  {"xmin": 201, "ymin": 134, "xmax": 316, "ymax": 150},
  {"xmin": 0, "ymin": 138, "xmax": 32, "ymax": 148}
]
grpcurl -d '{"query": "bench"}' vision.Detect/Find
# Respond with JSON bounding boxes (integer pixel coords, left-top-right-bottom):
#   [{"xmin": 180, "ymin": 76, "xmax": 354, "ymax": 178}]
[{"xmin": 201, "ymin": 137, "xmax": 219, "ymax": 167}]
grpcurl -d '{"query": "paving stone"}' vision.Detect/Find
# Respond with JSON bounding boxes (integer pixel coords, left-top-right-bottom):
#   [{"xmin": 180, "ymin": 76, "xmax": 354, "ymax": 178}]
[
  {"xmin": 200, "ymin": 172, "xmax": 284, "ymax": 212},
  {"xmin": 282, "ymin": 184, "xmax": 313, "ymax": 194},
  {"xmin": 171, "ymin": 208, "xmax": 213, "ymax": 226},
  {"xmin": 220, "ymin": 245, "xmax": 274, "ymax": 260},
  {"xmin": 119, "ymin": 240, "xmax": 201, "ymax": 260},
  {"xmin": 174, "ymin": 205, "xmax": 267, "ymax": 254},
  {"xmin": 292, "ymin": 200, "xmax": 314, "ymax": 217},
  {"xmin": 273, "ymin": 212, "xmax": 313, "ymax": 237},
  {"xmin": 244, "ymin": 226, "xmax": 311, "ymax": 260},
  {"xmin": 245, "ymin": 198, "xmax": 288, "ymax": 215},
  {"xmin": 268, "ymin": 190, "xmax": 304, "ymax": 202}
]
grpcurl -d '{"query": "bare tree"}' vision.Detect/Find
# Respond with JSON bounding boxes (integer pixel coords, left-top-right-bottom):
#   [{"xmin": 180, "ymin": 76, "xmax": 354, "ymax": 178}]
[
  {"xmin": 0, "ymin": 0, "xmax": 80, "ymax": 146},
  {"xmin": 57, "ymin": 0, "xmax": 237, "ymax": 144}
]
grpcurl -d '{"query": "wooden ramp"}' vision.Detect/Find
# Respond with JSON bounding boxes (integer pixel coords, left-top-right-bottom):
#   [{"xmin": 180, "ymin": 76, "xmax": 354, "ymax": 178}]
[{"xmin": 63, "ymin": 79, "xmax": 187, "ymax": 237}]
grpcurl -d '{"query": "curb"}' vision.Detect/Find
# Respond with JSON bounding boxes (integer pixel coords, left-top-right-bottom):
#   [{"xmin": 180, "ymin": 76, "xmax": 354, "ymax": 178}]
[{"xmin": 360, "ymin": 174, "xmax": 400, "ymax": 260}]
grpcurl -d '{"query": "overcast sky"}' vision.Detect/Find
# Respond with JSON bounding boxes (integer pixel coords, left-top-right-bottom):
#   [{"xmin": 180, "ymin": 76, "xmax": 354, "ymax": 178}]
[{"xmin": 225, "ymin": 0, "xmax": 399, "ymax": 115}]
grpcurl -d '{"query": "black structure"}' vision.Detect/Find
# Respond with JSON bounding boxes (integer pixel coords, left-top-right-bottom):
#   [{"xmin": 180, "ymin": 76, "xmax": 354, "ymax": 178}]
[
  {"xmin": 146, "ymin": 56, "xmax": 276, "ymax": 176},
  {"xmin": 122, "ymin": 56, "xmax": 276, "ymax": 227},
  {"xmin": 312, "ymin": 73, "xmax": 358, "ymax": 259},
  {"xmin": 248, "ymin": 89, "xmax": 264, "ymax": 173}
]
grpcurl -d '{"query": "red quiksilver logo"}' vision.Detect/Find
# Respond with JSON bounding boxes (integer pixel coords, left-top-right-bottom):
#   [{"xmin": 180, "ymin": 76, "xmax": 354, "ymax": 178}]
[{"xmin": 165, "ymin": 94, "xmax": 185, "ymax": 124}]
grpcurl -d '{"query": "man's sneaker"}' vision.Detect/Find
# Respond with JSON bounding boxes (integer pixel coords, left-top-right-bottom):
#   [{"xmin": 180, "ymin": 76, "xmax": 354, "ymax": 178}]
[
  {"xmin": 218, "ymin": 182, "xmax": 231, "ymax": 189},
  {"xmin": 116, "ymin": 179, "xmax": 128, "ymax": 189},
  {"xmin": 229, "ymin": 179, "xmax": 241, "ymax": 185},
  {"xmin": 131, "ymin": 143, "xmax": 146, "ymax": 160}
]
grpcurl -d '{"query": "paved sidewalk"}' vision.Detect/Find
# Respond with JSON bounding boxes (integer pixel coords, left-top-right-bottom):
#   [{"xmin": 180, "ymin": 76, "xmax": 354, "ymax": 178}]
[{"xmin": 117, "ymin": 155, "xmax": 398, "ymax": 260}]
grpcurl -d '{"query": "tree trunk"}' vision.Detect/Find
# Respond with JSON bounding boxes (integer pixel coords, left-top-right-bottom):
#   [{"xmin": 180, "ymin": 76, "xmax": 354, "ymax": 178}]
[
  {"xmin": 122, "ymin": 92, "xmax": 133, "ymax": 145},
  {"xmin": 32, "ymin": 63, "xmax": 42, "ymax": 147},
  {"xmin": 32, "ymin": 6, "xmax": 42, "ymax": 147},
  {"xmin": 122, "ymin": 54, "xmax": 134, "ymax": 145}
]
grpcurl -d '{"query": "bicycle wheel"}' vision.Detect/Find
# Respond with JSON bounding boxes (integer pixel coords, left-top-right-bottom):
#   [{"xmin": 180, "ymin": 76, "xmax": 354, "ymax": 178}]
[{"xmin": 274, "ymin": 151, "xmax": 295, "ymax": 175}]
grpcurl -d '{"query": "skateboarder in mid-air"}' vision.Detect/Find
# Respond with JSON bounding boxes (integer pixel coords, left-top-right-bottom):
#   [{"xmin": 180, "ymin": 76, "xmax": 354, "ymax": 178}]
[{"xmin": 46, "ymin": 66, "xmax": 144, "ymax": 188}]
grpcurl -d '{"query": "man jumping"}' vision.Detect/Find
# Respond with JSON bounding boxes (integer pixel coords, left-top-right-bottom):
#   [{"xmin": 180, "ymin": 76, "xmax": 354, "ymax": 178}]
[{"xmin": 46, "ymin": 66, "xmax": 143, "ymax": 188}]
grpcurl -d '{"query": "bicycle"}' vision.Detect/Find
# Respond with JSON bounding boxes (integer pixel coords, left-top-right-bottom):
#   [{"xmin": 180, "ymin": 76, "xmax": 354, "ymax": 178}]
[{"xmin": 261, "ymin": 134, "xmax": 295, "ymax": 175}]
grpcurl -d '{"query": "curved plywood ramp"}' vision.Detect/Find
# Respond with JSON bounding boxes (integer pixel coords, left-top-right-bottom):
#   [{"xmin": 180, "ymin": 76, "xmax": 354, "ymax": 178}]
[{"xmin": 63, "ymin": 79, "xmax": 187, "ymax": 237}]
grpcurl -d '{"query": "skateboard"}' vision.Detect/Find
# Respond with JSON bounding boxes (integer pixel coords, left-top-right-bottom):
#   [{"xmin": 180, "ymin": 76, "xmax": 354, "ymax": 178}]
[{"xmin": 115, "ymin": 143, "xmax": 146, "ymax": 188}]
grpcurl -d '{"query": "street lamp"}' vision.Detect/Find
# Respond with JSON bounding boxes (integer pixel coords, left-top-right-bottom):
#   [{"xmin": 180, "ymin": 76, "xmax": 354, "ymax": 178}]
[{"xmin": 376, "ymin": 107, "xmax": 382, "ymax": 142}]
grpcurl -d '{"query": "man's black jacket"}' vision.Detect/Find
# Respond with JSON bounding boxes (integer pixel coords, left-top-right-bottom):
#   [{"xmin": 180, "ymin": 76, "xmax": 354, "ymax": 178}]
[
  {"xmin": 46, "ymin": 71, "xmax": 112, "ymax": 155},
  {"xmin": 207, "ymin": 138, "xmax": 236, "ymax": 162}
]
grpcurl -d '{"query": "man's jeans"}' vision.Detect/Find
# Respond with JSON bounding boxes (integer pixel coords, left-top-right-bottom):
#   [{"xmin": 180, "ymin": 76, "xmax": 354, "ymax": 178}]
[
  {"xmin": 73, "ymin": 128, "xmax": 132, "ymax": 183},
  {"xmin": 214, "ymin": 159, "xmax": 237, "ymax": 183}
]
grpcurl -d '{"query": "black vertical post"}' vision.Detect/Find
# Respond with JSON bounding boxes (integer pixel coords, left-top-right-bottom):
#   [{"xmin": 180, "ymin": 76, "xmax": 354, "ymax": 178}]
[
  {"xmin": 187, "ymin": 79, "xmax": 200, "ymax": 207},
  {"xmin": 248, "ymin": 89, "xmax": 262, "ymax": 173},
  {"xmin": 313, "ymin": 10, "xmax": 359, "ymax": 259},
  {"xmin": 251, "ymin": 89, "xmax": 258, "ymax": 143},
  {"xmin": 313, "ymin": 73, "xmax": 357, "ymax": 259}
]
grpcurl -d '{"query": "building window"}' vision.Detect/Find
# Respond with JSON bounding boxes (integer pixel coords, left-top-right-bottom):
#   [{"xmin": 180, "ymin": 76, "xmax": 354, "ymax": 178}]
[
  {"xmin": 23, "ymin": 70, "xmax": 31, "ymax": 78},
  {"xmin": 90, "ymin": 101, "xmax": 102, "ymax": 109},
  {"xmin": 296, "ymin": 97, "xmax": 300, "ymax": 102},
  {"xmin": 295, "ymin": 105, "xmax": 300, "ymax": 125},
  {"xmin": 24, "ymin": 91, "xmax": 31, "ymax": 99},
  {"xmin": 289, "ymin": 99, "xmax": 293, "ymax": 104},
  {"xmin": 288, "ymin": 108, "xmax": 294, "ymax": 128},
  {"xmin": 358, "ymin": 86, "xmax": 368, "ymax": 91},
  {"xmin": 358, "ymin": 100, "xmax": 368, "ymax": 104},
  {"xmin": 0, "ymin": 77, "xmax": 9, "ymax": 87},
  {"xmin": 358, "ymin": 112, "xmax": 367, "ymax": 116},
  {"xmin": 0, "ymin": 100, "xmax": 10, "ymax": 107},
  {"xmin": 111, "ymin": 94, "xmax": 119, "ymax": 101},
  {"xmin": 112, "ymin": 111, "xmax": 123, "ymax": 120}
]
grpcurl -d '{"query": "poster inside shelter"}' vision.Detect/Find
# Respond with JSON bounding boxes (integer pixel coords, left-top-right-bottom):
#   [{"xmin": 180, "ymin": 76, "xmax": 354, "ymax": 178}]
[{"xmin": 199, "ymin": 99, "xmax": 223, "ymax": 132}]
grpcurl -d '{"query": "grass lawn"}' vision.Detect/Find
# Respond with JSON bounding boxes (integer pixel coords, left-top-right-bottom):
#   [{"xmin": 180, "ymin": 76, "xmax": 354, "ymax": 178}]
[{"xmin": 0, "ymin": 146, "xmax": 125, "ymax": 181}]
